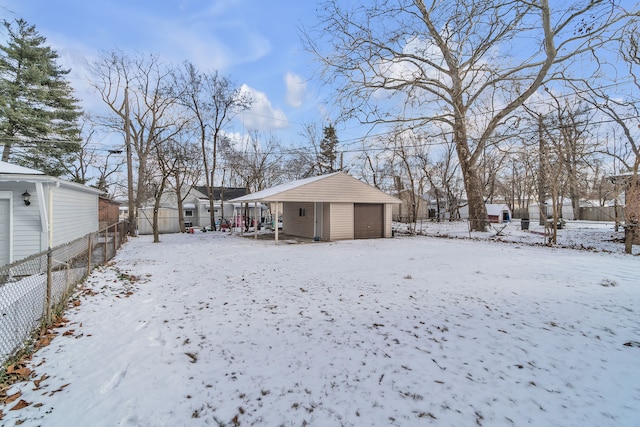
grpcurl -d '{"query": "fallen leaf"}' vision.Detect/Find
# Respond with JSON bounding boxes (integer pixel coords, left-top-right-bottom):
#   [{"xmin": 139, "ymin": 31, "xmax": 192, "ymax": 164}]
[
  {"xmin": 37, "ymin": 336, "xmax": 52, "ymax": 347},
  {"xmin": 49, "ymin": 383, "xmax": 71, "ymax": 396},
  {"xmin": 7, "ymin": 365, "xmax": 32, "ymax": 378},
  {"xmin": 10, "ymin": 399, "xmax": 31, "ymax": 411},
  {"xmin": 34, "ymin": 374, "xmax": 50, "ymax": 389},
  {"xmin": 5, "ymin": 391, "xmax": 21, "ymax": 404},
  {"xmin": 62, "ymin": 330, "xmax": 75, "ymax": 337}
]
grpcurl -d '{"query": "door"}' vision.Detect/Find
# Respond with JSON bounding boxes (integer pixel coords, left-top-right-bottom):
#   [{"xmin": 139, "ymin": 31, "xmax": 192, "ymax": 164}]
[{"xmin": 354, "ymin": 203, "xmax": 384, "ymax": 239}]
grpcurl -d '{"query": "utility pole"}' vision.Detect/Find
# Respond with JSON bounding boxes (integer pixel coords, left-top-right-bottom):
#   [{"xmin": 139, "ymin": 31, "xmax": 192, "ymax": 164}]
[{"xmin": 125, "ymin": 86, "xmax": 136, "ymax": 236}]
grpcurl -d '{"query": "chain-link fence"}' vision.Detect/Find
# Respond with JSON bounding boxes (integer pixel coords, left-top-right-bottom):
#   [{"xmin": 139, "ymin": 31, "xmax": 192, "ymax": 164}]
[{"xmin": 0, "ymin": 221, "xmax": 128, "ymax": 365}]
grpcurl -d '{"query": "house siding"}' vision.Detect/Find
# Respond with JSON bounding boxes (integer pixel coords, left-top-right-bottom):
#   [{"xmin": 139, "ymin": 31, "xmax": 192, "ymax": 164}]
[
  {"xmin": 329, "ymin": 203, "xmax": 354, "ymax": 240},
  {"xmin": 51, "ymin": 185, "xmax": 99, "ymax": 247},
  {"xmin": 282, "ymin": 202, "xmax": 315, "ymax": 239},
  {"xmin": 260, "ymin": 173, "xmax": 400, "ymax": 204},
  {"xmin": 384, "ymin": 204, "xmax": 393, "ymax": 238},
  {"xmin": 0, "ymin": 192, "xmax": 11, "ymax": 265},
  {"xmin": 322, "ymin": 202, "xmax": 331, "ymax": 241},
  {"xmin": 137, "ymin": 207, "xmax": 182, "ymax": 235},
  {"xmin": 0, "ymin": 176, "xmax": 101, "ymax": 266},
  {"xmin": 232, "ymin": 172, "xmax": 401, "ymax": 241},
  {"xmin": 10, "ymin": 183, "xmax": 42, "ymax": 261}
]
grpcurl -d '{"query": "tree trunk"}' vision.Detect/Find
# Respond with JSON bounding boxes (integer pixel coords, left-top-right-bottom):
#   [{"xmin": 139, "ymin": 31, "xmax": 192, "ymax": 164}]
[
  {"xmin": 624, "ymin": 166, "xmax": 639, "ymax": 254},
  {"xmin": 463, "ymin": 164, "xmax": 488, "ymax": 231},
  {"xmin": 152, "ymin": 197, "xmax": 161, "ymax": 244},
  {"xmin": 453, "ymin": 116, "xmax": 487, "ymax": 231}
]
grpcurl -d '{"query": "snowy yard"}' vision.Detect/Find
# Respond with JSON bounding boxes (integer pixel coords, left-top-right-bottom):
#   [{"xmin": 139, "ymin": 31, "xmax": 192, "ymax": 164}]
[{"xmin": 1, "ymin": 223, "xmax": 639, "ymax": 426}]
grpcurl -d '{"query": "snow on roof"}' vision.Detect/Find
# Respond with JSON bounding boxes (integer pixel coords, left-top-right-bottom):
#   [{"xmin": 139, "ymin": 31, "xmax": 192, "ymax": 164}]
[
  {"xmin": 485, "ymin": 203, "xmax": 510, "ymax": 216},
  {"xmin": 0, "ymin": 160, "xmax": 44, "ymax": 175},
  {"xmin": 231, "ymin": 172, "xmax": 342, "ymax": 202}
]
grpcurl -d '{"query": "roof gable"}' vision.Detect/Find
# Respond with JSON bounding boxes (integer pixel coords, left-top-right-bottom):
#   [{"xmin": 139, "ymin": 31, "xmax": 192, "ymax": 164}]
[
  {"xmin": 0, "ymin": 161, "xmax": 45, "ymax": 175},
  {"xmin": 231, "ymin": 172, "xmax": 401, "ymax": 204}
]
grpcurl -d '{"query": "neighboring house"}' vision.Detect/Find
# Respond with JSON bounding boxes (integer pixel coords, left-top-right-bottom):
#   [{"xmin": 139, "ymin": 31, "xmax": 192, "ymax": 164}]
[
  {"xmin": 0, "ymin": 161, "xmax": 102, "ymax": 267},
  {"xmin": 527, "ymin": 200, "xmax": 575, "ymax": 222},
  {"xmin": 393, "ymin": 189, "xmax": 429, "ymax": 223},
  {"xmin": 231, "ymin": 172, "xmax": 401, "ymax": 241},
  {"xmin": 99, "ymin": 196, "xmax": 121, "ymax": 229},
  {"xmin": 137, "ymin": 186, "xmax": 249, "ymax": 234},
  {"xmin": 486, "ymin": 203, "xmax": 512, "ymax": 223}
]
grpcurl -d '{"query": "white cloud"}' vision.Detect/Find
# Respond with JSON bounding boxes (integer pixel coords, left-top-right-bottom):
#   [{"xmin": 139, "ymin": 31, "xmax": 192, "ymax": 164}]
[
  {"xmin": 284, "ymin": 72, "xmax": 307, "ymax": 108},
  {"xmin": 239, "ymin": 84, "xmax": 289, "ymax": 131}
]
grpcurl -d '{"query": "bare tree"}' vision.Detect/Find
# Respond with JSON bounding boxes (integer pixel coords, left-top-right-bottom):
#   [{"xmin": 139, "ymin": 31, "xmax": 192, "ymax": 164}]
[
  {"xmin": 286, "ymin": 121, "xmax": 323, "ymax": 179},
  {"xmin": 148, "ymin": 132, "xmax": 192, "ymax": 242},
  {"xmin": 544, "ymin": 92, "xmax": 596, "ymax": 220},
  {"xmin": 423, "ymin": 137, "xmax": 465, "ymax": 222},
  {"xmin": 90, "ymin": 51, "xmax": 182, "ymax": 234},
  {"xmin": 573, "ymin": 24, "xmax": 640, "ymax": 253},
  {"xmin": 221, "ymin": 130, "xmax": 284, "ymax": 192},
  {"xmin": 386, "ymin": 126, "xmax": 428, "ymax": 228},
  {"xmin": 305, "ymin": 0, "xmax": 632, "ymax": 231},
  {"xmin": 177, "ymin": 62, "xmax": 252, "ymax": 229},
  {"xmin": 94, "ymin": 149, "xmax": 125, "ymax": 195},
  {"xmin": 63, "ymin": 117, "xmax": 98, "ymax": 185},
  {"xmin": 169, "ymin": 134, "xmax": 202, "ymax": 233}
]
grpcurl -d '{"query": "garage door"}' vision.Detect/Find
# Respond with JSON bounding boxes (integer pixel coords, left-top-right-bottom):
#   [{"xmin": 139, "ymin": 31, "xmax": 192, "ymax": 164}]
[{"xmin": 354, "ymin": 203, "xmax": 383, "ymax": 239}]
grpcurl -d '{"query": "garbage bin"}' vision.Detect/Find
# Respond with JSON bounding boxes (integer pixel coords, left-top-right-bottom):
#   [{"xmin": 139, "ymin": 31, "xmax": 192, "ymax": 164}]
[{"xmin": 521, "ymin": 218, "xmax": 530, "ymax": 230}]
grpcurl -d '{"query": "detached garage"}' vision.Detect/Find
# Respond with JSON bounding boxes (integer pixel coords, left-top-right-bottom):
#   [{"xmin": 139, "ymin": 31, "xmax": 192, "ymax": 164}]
[{"xmin": 231, "ymin": 172, "xmax": 401, "ymax": 242}]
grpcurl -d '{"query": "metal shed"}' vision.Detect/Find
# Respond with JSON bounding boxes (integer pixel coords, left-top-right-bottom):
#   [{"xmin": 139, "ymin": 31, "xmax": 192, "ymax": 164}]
[{"xmin": 230, "ymin": 172, "xmax": 401, "ymax": 242}]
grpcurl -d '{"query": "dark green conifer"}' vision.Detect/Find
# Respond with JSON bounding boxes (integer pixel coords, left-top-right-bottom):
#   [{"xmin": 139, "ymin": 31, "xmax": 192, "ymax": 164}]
[{"xmin": 0, "ymin": 18, "xmax": 82, "ymax": 176}]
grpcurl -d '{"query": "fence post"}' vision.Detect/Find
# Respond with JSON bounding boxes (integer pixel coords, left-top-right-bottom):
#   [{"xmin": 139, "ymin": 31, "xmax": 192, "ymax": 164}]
[
  {"xmin": 88, "ymin": 234, "xmax": 92, "ymax": 271},
  {"xmin": 114, "ymin": 223, "xmax": 119, "ymax": 252},
  {"xmin": 46, "ymin": 248, "xmax": 52, "ymax": 325},
  {"xmin": 112, "ymin": 224, "xmax": 116, "ymax": 258},
  {"xmin": 104, "ymin": 228, "xmax": 108, "ymax": 263}
]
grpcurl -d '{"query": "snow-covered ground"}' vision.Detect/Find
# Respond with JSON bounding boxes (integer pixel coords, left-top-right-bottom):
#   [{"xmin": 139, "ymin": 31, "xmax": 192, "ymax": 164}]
[
  {"xmin": 1, "ymin": 222, "xmax": 639, "ymax": 426},
  {"xmin": 395, "ymin": 219, "xmax": 639, "ymax": 256}
]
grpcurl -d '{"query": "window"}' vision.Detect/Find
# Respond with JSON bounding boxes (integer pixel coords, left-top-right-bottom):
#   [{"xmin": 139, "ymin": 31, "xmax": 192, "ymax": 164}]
[
  {"xmin": 185, "ymin": 210, "xmax": 193, "ymax": 217},
  {"xmin": 299, "ymin": 207, "xmax": 306, "ymax": 217}
]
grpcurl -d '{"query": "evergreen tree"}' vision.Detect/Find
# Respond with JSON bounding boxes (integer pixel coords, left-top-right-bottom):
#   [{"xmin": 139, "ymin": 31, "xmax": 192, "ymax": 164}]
[
  {"xmin": 319, "ymin": 124, "xmax": 339, "ymax": 173},
  {"xmin": 0, "ymin": 18, "xmax": 82, "ymax": 176}
]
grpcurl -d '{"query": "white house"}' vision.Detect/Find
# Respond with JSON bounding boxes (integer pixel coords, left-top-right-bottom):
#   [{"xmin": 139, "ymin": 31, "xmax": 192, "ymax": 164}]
[
  {"xmin": 136, "ymin": 186, "xmax": 250, "ymax": 234},
  {"xmin": 0, "ymin": 161, "xmax": 102, "ymax": 267}
]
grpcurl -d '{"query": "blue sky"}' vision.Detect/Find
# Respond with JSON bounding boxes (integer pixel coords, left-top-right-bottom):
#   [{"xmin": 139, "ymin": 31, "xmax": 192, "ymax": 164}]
[{"xmin": 1, "ymin": 0, "xmax": 330, "ymax": 147}]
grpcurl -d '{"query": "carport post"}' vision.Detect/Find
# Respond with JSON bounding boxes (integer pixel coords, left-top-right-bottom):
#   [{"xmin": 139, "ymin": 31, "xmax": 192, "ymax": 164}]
[
  {"xmin": 274, "ymin": 201, "xmax": 279, "ymax": 243},
  {"xmin": 254, "ymin": 201, "xmax": 258, "ymax": 239}
]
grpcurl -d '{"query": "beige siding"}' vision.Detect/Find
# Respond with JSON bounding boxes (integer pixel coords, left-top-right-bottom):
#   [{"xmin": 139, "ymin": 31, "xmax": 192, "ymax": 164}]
[
  {"xmin": 384, "ymin": 204, "xmax": 393, "ymax": 238},
  {"xmin": 262, "ymin": 173, "xmax": 401, "ymax": 204},
  {"xmin": 282, "ymin": 202, "xmax": 315, "ymax": 239},
  {"xmin": 137, "ymin": 208, "xmax": 182, "ymax": 235},
  {"xmin": 329, "ymin": 203, "xmax": 353, "ymax": 241},
  {"xmin": 322, "ymin": 202, "xmax": 331, "ymax": 241}
]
